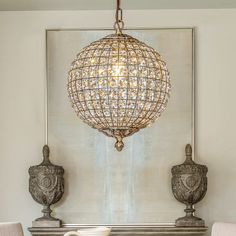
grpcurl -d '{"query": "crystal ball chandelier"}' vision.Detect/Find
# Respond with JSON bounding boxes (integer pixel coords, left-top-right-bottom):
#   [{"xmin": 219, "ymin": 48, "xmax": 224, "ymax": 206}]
[{"xmin": 67, "ymin": 0, "xmax": 171, "ymax": 151}]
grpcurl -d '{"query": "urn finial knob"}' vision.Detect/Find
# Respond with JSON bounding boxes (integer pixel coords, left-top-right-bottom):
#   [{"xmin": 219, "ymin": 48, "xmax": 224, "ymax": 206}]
[
  {"xmin": 43, "ymin": 145, "xmax": 50, "ymax": 158},
  {"xmin": 185, "ymin": 144, "xmax": 192, "ymax": 156},
  {"xmin": 42, "ymin": 145, "xmax": 50, "ymax": 164}
]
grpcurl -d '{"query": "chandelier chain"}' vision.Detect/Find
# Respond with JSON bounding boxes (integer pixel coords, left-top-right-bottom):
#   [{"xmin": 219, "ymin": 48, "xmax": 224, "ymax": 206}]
[{"xmin": 114, "ymin": 0, "xmax": 124, "ymax": 34}]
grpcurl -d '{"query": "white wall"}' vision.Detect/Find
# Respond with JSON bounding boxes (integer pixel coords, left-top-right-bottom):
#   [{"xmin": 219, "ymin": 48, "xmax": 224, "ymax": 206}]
[{"xmin": 0, "ymin": 9, "xmax": 236, "ymax": 236}]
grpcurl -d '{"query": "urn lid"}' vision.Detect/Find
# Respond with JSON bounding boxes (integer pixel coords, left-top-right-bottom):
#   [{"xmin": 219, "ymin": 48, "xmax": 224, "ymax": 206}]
[
  {"xmin": 171, "ymin": 144, "xmax": 208, "ymax": 175},
  {"xmin": 28, "ymin": 145, "xmax": 64, "ymax": 175}
]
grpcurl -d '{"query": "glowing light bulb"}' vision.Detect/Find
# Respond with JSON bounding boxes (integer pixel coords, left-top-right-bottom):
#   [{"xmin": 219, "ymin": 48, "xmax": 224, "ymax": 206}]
[{"xmin": 112, "ymin": 64, "xmax": 122, "ymax": 76}]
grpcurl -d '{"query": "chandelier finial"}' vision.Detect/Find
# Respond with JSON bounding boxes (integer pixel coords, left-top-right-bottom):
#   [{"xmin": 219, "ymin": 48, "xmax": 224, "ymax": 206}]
[{"xmin": 115, "ymin": 136, "xmax": 124, "ymax": 152}]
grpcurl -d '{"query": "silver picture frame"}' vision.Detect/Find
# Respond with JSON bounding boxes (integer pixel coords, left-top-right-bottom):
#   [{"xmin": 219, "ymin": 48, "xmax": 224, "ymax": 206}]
[{"xmin": 45, "ymin": 28, "xmax": 196, "ymax": 226}]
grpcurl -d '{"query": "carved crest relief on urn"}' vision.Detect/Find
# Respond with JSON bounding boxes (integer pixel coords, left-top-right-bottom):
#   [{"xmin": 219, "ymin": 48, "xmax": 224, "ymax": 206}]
[
  {"xmin": 29, "ymin": 145, "xmax": 64, "ymax": 227},
  {"xmin": 171, "ymin": 144, "xmax": 208, "ymax": 227}
]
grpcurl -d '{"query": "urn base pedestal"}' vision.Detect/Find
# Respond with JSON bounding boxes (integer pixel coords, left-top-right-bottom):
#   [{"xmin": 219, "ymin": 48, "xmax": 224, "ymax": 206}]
[
  {"xmin": 32, "ymin": 219, "xmax": 61, "ymax": 228},
  {"xmin": 176, "ymin": 215, "xmax": 205, "ymax": 227}
]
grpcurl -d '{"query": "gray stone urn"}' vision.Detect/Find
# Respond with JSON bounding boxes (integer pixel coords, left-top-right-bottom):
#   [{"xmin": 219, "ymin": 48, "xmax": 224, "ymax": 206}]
[
  {"xmin": 171, "ymin": 144, "xmax": 208, "ymax": 227},
  {"xmin": 29, "ymin": 145, "xmax": 64, "ymax": 227}
]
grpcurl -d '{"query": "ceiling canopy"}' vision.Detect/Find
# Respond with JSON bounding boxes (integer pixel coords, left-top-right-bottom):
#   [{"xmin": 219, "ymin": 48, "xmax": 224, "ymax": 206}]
[{"xmin": 0, "ymin": 0, "xmax": 235, "ymax": 11}]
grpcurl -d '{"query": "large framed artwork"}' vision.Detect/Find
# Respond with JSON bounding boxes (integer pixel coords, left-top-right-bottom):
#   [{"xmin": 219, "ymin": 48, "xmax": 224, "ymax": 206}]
[{"xmin": 46, "ymin": 28, "xmax": 194, "ymax": 225}]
